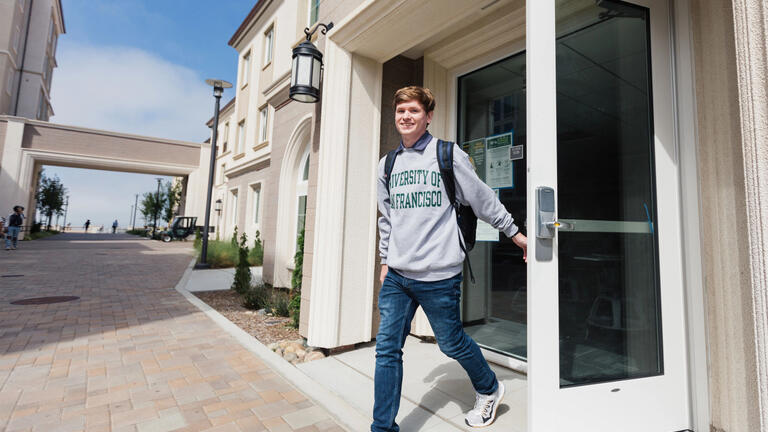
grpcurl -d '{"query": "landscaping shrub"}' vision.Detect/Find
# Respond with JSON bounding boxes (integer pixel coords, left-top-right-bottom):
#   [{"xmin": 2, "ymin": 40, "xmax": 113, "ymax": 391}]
[
  {"xmin": 289, "ymin": 229, "xmax": 305, "ymax": 328},
  {"xmin": 193, "ymin": 228, "xmax": 201, "ymax": 248},
  {"xmin": 271, "ymin": 289, "xmax": 290, "ymax": 317},
  {"xmin": 242, "ymin": 283, "xmax": 270, "ymax": 310},
  {"xmin": 231, "ymin": 231, "xmax": 251, "ymax": 295},
  {"xmin": 126, "ymin": 228, "xmax": 147, "ymax": 236},
  {"xmin": 248, "ymin": 230, "xmax": 264, "ymax": 266}
]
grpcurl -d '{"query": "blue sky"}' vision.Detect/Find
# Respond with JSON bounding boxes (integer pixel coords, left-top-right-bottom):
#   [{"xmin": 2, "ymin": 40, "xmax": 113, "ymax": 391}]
[{"xmin": 46, "ymin": 0, "xmax": 253, "ymax": 229}]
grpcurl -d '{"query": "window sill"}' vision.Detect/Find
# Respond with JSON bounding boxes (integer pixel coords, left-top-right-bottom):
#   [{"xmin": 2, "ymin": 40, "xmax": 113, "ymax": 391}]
[
  {"xmin": 217, "ymin": 150, "xmax": 231, "ymax": 159},
  {"xmin": 233, "ymin": 153, "xmax": 246, "ymax": 160},
  {"xmin": 252, "ymin": 141, "xmax": 269, "ymax": 151}
]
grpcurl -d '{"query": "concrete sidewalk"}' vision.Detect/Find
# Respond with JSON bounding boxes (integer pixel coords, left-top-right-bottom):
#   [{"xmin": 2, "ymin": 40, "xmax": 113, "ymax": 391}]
[{"xmin": 182, "ymin": 267, "xmax": 528, "ymax": 432}]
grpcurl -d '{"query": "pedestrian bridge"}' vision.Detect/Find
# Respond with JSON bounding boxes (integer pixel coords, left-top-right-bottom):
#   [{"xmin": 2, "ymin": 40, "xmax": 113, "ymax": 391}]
[{"xmin": 0, "ymin": 115, "xmax": 205, "ymax": 221}]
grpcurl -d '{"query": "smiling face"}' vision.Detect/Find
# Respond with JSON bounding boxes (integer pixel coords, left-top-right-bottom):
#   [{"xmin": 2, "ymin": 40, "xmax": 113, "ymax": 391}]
[{"xmin": 395, "ymin": 99, "xmax": 434, "ymax": 146}]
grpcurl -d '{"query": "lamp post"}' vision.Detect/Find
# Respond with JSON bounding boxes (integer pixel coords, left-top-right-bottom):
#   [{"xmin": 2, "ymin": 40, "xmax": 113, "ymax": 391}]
[
  {"xmin": 214, "ymin": 198, "xmax": 222, "ymax": 240},
  {"xmin": 197, "ymin": 79, "xmax": 233, "ymax": 269},
  {"xmin": 289, "ymin": 22, "xmax": 333, "ymax": 103},
  {"xmin": 152, "ymin": 178, "xmax": 162, "ymax": 238},
  {"xmin": 132, "ymin": 193, "xmax": 138, "ymax": 230},
  {"xmin": 62, "ymin": 195, "xmax": 69, "ymax": 231}
]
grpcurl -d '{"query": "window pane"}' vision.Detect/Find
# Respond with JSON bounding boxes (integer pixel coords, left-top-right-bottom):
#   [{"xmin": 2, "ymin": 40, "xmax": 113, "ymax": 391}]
[
  {"xmin": 302, "ymin": 154, "xmax": 310, "ymax": 181},
  {"xmin": 554, "ymin": 0, "xmax": 662, "ymax": 387},
  {"xmin": 265, "ymin": 29, "xmax": 273, "ymax": 64},
  {"xmin": 296, "ymin": 195, "xmax": 307, "ymax": 238},
  {"xmin": 253, "ymin": 187, "xmax": 260, "ymax": 223},
  {"xmin": 310, "ymin": 0, "xmax": 319, "ymax": 26}
]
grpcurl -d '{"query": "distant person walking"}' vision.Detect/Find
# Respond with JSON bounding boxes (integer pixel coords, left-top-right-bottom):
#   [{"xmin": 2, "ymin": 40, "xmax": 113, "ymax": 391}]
[
  {"xmin": 5, "ymin": 206, "xmax": 25, "ymax": 251},
  {"xmin": 112, "ymin": 219, "xmax": 118, "ymax": 234},
  {"xmin": 84, "ymin": 219, "xmax": 91, "ymax": 232}
]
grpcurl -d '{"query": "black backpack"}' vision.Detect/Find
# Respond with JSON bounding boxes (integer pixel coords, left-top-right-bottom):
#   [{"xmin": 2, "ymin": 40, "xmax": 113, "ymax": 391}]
[
  {"xmin": 384, "ymin": 139, "xmax": 477, "ymax": 282},
  {"xmin": 8, "ymin": 213, "xmax": 22, "ymax": 227}
]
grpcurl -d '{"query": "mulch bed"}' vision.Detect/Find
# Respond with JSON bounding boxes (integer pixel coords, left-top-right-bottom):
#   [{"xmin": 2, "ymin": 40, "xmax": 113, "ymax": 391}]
[{"xmin": 193, "ymin": 289, "xmax": 301, "ymax": 345}]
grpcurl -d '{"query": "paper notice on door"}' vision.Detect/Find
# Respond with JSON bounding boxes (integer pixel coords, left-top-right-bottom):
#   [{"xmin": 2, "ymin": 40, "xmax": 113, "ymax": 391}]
[
  {"xmin": 485, "ymin": 132, "xmax": 514, "ymax": 189},
  {"xmin": 461, "ymin": 138, "xmax": 486, "ymax": 181},
  {"xmin": 476, "ymin": 189, "xmax": 500, "ymax": 242}
]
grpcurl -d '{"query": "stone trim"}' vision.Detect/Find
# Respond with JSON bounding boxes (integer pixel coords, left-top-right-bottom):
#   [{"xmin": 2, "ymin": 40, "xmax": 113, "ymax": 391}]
[{"xmin": 731, "ymin": 0, "xmax": 768, "ymax": 428}]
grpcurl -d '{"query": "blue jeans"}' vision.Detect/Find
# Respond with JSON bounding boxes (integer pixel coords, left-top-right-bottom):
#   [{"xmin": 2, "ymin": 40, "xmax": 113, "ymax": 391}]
[
  {"xmin": 5, "ymin": 226, "xmax": 20, "ymax": 249},
  {"xmin": 371, "ymin": 270, "xmax": 497, "ymax": 432}
]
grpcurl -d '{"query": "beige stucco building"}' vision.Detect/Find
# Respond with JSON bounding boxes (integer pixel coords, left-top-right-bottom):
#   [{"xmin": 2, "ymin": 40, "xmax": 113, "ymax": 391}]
[
  {"xmin": 0, "ymin": 0, "xmax": 64, "ymax": 121},
  {"xmin": 183, "ymin": 0, "xmax": 768, "ymax": 430}
]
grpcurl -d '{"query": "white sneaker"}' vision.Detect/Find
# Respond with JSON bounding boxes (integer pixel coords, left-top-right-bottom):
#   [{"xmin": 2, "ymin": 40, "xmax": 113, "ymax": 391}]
[{"xmin": 465, "ymin": 381, "xmax": 505, "ymax": 428}]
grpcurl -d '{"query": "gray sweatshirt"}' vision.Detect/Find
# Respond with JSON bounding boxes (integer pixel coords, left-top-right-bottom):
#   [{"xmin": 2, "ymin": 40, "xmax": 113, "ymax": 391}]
[{"xmin": 377, "ymin": 134, "xmax": 519, "ymax": 281}]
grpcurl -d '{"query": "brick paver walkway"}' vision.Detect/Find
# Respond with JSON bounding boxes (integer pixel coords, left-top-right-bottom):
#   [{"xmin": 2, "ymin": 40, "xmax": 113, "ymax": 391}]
[{"xmin": 0, "ymin": 233, "xmax": 344, "ymax": 432}]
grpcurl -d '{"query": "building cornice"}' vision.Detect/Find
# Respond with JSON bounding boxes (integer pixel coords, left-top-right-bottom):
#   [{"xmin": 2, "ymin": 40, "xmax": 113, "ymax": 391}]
[
  {"xmin": 228, "ymin": 0, "xmax": 272, "ymax": 49},
  {"xmin": 0, "ymin": 116, "xmax": 201, "ymax": 148},
  {"xmin": 223, "ymin": 154, "xmax": 270, "ymax": 178},
  {"xmin": 56, "ymin": 0, "xmax": 66, "ymax": 33}
]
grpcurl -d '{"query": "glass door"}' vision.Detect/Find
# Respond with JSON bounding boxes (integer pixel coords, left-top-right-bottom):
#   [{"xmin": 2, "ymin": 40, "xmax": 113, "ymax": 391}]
[{"xmin": 527, "ymin": 0, "xmax": 691, "ymax": 430}]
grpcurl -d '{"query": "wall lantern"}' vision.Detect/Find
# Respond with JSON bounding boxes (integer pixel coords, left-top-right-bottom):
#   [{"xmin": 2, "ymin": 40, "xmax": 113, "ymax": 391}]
[
  {"xmin": 214, "ymin": 199, "xmax": 222, "ymax": 214},
  {"xmin": 289, "ymin": 22, "xmax": 334, "ymax": 103}
]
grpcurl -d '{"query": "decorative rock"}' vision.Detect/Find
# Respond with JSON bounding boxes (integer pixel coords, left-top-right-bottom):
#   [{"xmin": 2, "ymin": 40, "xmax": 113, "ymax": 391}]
[
  {"xmin": 284, "ymin": 345, "xmax": 296, "ymax": 354},
  {"xmin": 267, "ymin": 342, "xmax": 279, "ymax": 351},
  {"xmin": 278, "ymin": 341, "xmax": 290, "ymax": 349},
  {"xmin": 288, "ymin": 342, "xmax": 304, "ymax": 353},
  {"xmin": 256, "ymin": 309, "xmax": 267, "ymax": 316},
  {"xmin": 295, "ymin": 349, "xmax": 306, "ymax": 358},
  {"xmin": 305, "ymin": 351, "xmax": 326, "ymax": 362},
  {"xmin": 284, "ymin": 352, "xmax": 298, "ymax": 362},
  {"xmin": 275, "ymin": 348, "xmax": 283, "ymax": 357}
]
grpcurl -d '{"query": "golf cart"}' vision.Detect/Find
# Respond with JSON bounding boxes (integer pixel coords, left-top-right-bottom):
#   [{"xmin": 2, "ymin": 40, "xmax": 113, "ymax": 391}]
[{"xmin": 160, "ymin": 216, "xmax": 197, "ymax": 242}]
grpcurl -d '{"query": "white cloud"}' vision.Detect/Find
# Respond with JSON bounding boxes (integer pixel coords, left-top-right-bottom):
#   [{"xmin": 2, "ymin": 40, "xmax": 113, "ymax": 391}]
[{"xmin": 50, "ymin": 42, "xmax": 212, "ymax": 142}]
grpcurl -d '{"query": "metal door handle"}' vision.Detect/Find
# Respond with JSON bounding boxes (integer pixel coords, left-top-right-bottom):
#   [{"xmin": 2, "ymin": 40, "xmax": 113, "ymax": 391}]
[{"xmin": 545, "ymin": 220, "xmax": 574, "ymax": 231}]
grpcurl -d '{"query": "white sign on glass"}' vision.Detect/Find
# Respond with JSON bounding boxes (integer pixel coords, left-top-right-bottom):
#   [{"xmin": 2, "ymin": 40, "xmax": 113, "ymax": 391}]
[{"xmin": 485, "ymin": 132, "xmax": 514, "ymax": 189}]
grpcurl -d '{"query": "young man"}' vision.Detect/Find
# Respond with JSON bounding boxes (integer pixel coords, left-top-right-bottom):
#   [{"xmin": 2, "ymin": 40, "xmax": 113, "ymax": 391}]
[
  {"xmin": 374, "ymin": 86, "xmax": 527, "ymax": 431},
  {"xmin": 5, "ymin": 206, "xmax": 25, "ymax": 250}
]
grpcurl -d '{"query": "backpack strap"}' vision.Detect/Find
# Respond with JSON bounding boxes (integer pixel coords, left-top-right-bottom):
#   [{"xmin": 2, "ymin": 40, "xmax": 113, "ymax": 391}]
[
  {"xmin": 436, "ymin": 140, "xmax": 475, "ymax": 283},
  {"xmin": 384, "ymin": 149, "xmax": 400, "ymax": 194}
]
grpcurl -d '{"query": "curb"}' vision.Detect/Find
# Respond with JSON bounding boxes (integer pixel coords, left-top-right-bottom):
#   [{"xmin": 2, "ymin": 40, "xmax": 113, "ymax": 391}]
[{"xmin": 173, "ymin": 259, "xmax": 371, "ymax": 432}]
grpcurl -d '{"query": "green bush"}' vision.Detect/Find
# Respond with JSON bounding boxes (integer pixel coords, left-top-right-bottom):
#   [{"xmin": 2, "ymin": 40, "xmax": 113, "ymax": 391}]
[
  {"xmin": 289, "ymin": 229, "xmax": 305, "ymax": 328},
  {"xmin": 271, "ymin": 289, "xmax": 291, "ymax": 317},
  {"xmin": 242, "ymin": 283, "xmax": 270, "ymax": 310},
  {"xmin": 231, "ymin": 226, "xmax": 238, "ymax": 248},
  {"xmin": 231, "ymin": 232, "xmax": 251, "ymax": 295},
  {"xmin": 289, "ymin": 289, "xmax": 301, "ymax": 328},
  {"xmin": 193, "ymin": 228, "xmax": 201, "ymax": 248},
  {"xmin": 126, "ymin": 228, "xmax": 147, "ymax": 236},
  {"xmin": 248, "ymin": 230, "xmax": 264, "ymax": 266}
]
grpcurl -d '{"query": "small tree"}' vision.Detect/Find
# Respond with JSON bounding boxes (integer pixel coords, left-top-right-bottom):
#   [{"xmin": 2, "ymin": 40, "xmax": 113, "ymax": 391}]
[
  {"xmin": 231, "ymin": 231, "xmax": 251, "ymax": 295},
  {"xmin": 36, "ymin": 172, "xmax": 67, "ymax": 229},
  {"xmin": 249, "ymin": 230, "xmax": 264, "ymax": 266},
  {"xmin": 231, "ymin": 225, "xmax": 239, "ymax": 248},
  {"xmin": 289, "ymin": 229, "xmax": 305, "ymax": 328},
  {"xmin": 163, "ymin": 179, "xmax": 183, "ymax": 224},
  {"xmin": 140, "ymin": 191, "xmax": 165, "ymax": 228}
]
